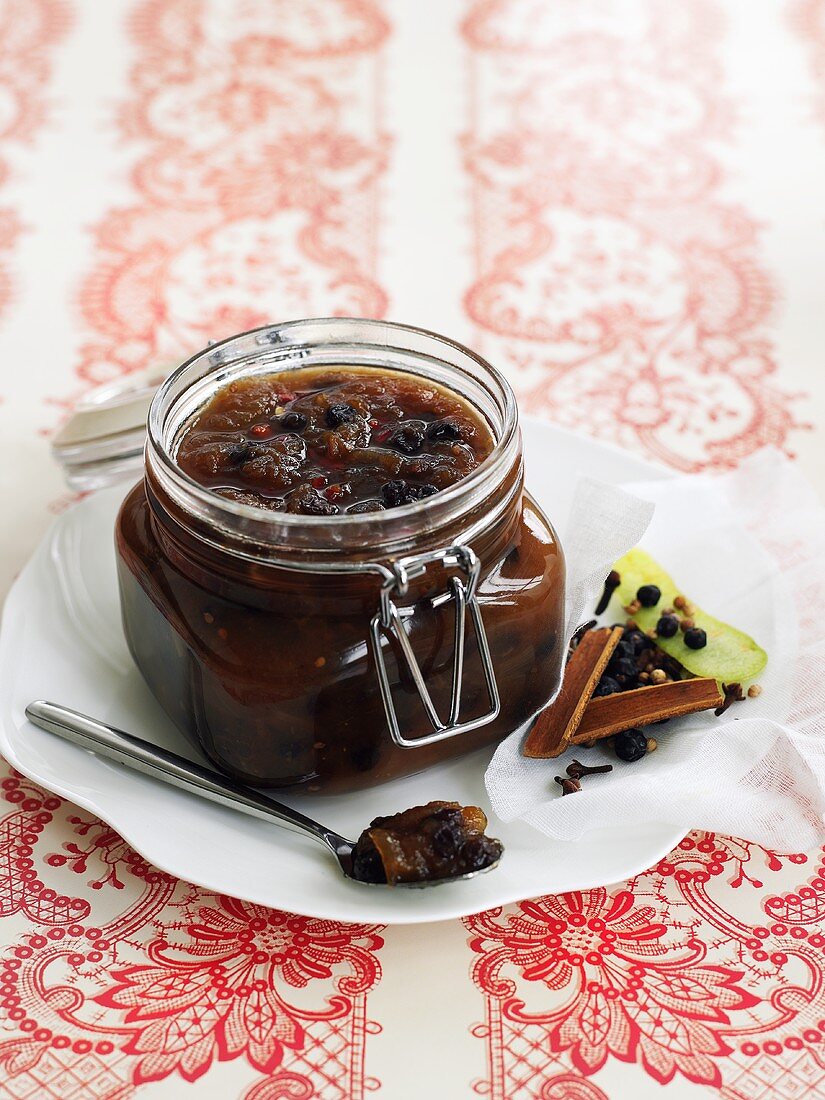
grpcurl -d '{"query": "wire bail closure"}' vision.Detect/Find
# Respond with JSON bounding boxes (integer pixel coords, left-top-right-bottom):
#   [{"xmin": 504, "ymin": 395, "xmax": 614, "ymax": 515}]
[{"xmin": 369, "ymin": 544, "xmax": 500, "ymax": 748}]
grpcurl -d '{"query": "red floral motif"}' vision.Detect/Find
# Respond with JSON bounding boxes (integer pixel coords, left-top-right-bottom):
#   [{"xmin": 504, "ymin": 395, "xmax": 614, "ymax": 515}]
[
  {"xmin": 763, "ymin": 848, "xmax": 825, "ymax": 928},
  {"xmin": 466, "ymin": 833, "xmax": 825, "ymax": 1099},
  {"xmin": 467, "ymin": 887, "xmax": 757, "ymax": 1087},
  {"xmin": 461, "ymin": 0, "xmax": 804, "ymax": 471},
  {"xmin": 0, "ymin": 0, "xmax": 70, "ymax": 320},
  {"xmin": 0, "ymin": 764, "xmax": 167, "ymax": 1098},
  {"xmin": 641, "ymin": 840, "xmax": 825, "ymax": 1081},
  {"xmin": 0, "ymin": 787, "xmax": 385, "ymax": 1099},
  {"xmin": 243, "ymin": 1071, "xmax": 315, "ymax": 1100},
  {"xmin": 0, "ymin": 772, "xmax": 90, "ymax": 925},
  {"xmin": 539, "ymin": 1077, "xmax": 609, "ymax": 1100},
  {"xmin": 46, "ymin": 813, "xmax": 175, "ymax": 891},
  {"xmin": 73, "ymin": 0, "xmax": 390, "ymax": 392},
  {"xmin": 656, "ymin": 831, "xmax": 810, "ymax": 891},
  {"xmin": 95, "ymin": 893, "xmax": 383, "ymax": 1084}
]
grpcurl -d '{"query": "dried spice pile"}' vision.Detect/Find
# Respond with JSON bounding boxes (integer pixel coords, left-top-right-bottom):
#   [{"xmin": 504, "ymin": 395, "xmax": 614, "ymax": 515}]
[{"xmin": 523, "ymin": 550, "xmax": 767, "ymax": 794}]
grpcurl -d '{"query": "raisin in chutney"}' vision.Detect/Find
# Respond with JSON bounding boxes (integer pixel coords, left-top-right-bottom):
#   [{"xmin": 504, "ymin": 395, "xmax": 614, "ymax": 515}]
[{"xmin": 115, "ymin": 319, "xmax": 565, "ymax": 793}]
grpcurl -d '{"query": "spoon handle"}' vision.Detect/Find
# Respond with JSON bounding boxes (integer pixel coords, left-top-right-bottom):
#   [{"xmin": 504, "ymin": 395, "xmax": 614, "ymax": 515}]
[{"xmin": 25, "ymin": 701, "xmax": 351, "ymax": 856}]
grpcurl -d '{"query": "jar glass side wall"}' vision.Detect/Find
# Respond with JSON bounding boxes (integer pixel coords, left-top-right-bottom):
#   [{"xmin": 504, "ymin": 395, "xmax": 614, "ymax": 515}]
[{"xmin": 116, "ymin": 482, "xmax": 564, "ymax": 793}]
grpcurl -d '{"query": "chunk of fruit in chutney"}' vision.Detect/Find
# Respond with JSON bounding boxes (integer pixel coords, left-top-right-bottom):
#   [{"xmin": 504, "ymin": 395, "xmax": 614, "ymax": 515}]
[{"xmin": 351, "ymin": 801, "xmax": 503, "ymax": 885}]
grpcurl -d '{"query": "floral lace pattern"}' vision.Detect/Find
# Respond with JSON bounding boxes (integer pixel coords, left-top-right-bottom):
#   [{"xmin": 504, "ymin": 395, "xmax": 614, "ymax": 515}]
[
  {"xmin": 0, "ymin": 772, "xmax": 384, "ymax": 1098},
  {"xmin": 465, "ymin": 836, "xmax": 825, "ymax": 1098},
  {"xmin": 75, "ymin": 0, "xmax": 390, "ymax": 391},
  {"xmin": 461, "ymin": 0, "xmax": 805, "ymax": 471}
]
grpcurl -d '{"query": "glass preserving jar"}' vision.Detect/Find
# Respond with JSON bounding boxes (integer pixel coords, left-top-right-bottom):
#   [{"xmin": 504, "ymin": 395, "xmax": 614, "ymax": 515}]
[{"xmin": 115, "ymin": 319, "xmax": 565, "ymax": 793}]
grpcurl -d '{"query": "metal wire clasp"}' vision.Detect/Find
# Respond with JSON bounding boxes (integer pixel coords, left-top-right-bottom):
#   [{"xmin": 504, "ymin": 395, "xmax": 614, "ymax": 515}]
[{"xmin": 368, "ymin": 544, "xmax": 500, "ymax": 748}]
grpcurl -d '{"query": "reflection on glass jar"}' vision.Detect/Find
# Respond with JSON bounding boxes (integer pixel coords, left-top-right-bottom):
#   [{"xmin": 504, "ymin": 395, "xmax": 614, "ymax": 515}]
[{"xmin": 115, "ymin": 319, "xmax": 565, "ymax": 793}]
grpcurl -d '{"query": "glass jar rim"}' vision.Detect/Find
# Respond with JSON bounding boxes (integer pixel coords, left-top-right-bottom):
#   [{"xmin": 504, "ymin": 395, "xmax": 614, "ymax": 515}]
[{"xmin": 146, "ymin": 318, "xmax": 521, "ymax": 560}]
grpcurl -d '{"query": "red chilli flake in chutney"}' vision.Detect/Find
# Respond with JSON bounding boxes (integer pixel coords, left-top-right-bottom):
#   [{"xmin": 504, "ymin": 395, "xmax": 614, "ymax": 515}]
[{"xmin": 176, "ymin": 366, "xmax": 495, "ymax": 514}]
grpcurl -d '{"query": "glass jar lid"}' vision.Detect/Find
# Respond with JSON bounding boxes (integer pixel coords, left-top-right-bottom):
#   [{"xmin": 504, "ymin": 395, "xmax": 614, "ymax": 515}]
[{"xmin": 51, "ymin": 367, "xmax": 170, "ymax": 491}]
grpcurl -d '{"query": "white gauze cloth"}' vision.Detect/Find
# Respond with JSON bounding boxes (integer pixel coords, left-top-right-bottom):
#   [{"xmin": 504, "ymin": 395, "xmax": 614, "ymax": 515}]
[{"xmin": 485, "ymin": 449, "xmax": 825, "ymax": 853}]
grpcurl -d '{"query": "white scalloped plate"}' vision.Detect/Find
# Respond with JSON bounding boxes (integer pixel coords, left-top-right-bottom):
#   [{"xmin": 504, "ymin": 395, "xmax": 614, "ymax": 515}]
[{"xmin": 0, "ymin": 418, "xmax": 682, "ymax": 923}]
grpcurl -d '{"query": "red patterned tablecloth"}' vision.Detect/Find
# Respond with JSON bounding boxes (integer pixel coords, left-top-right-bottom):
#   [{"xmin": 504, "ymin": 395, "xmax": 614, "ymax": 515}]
[{"xmin": 0, "ymin": 2, "xmax": 824, "ymax": 1098}]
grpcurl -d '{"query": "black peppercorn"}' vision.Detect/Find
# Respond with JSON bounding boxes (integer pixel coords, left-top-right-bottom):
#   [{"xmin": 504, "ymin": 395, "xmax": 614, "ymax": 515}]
[
  {"xmin": 609, "ymin": 656, "xmax": 640, "ymax": 686},
  {"xmin": 614, "ymin": 728, "xmax": 648, "ymax": 762},
  {"xmin": 623, "ymin": 628, "xmax": 652, "ymax": 653},
  {"xmin": 684, "ymin": 627, "xmax": 708, "ymax": 650},
  {"xmin": 593, "ymin": 676, "xmax": 622, "ymax": 697},
  {"xmin": 656, "ymin": 614, "xmax": 679, "ymax": 638},
  {"xmin": 636, "ymin": 584, "xmax": 661, "ymax": 608}
]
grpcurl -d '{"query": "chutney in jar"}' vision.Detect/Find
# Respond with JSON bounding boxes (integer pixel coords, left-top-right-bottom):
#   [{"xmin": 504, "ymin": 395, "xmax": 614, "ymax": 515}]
[
  {"xmin": 115, "ymin": 320, "xmax": 565, "ymax": 794},
  {"xmin": 176, "ymin": 366, "xmax": 495, "ymax": 514}
]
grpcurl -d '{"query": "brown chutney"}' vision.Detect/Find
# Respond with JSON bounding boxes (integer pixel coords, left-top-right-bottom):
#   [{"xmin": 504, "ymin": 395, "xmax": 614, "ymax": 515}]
[
  {"xmin": 176, "ymin": 366, "xmax": 495, "ymax": 514},
  {"xmin": 115, "ymin": 322, "xmax": 565, "ymax": 794}
]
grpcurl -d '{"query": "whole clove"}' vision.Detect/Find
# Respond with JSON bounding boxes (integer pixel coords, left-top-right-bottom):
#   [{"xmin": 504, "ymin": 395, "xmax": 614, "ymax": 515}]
[
  {"xmin": 566, "ymin": 759, "xmax": 613, "ymax": 780},
  {"xmin": 569, "ymin": 619, "xmax": 597, "ymax": 653},
  {"xmin": 554, "ymin": 775, "xmax": 582, "ymax": 795},
  {"xmin": 715, "ymin": 682, "xmax": 745, "ymax": 716},
  {"xmin": 595, "ymin": 570, "xmax": 621, "ymax": 615}
]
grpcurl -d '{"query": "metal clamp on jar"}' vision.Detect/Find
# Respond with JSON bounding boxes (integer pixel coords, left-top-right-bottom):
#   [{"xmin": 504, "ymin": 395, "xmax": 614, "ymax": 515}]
[{"xmin": 369, "ymin": 544, "xmax": 500, "ymax": 748}]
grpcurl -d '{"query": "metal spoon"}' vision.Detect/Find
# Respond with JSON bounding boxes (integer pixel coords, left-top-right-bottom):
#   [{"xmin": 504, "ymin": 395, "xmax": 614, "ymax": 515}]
[{"xmin": 25, "ymin": 701, "xmax": 501, "ymax": 888}]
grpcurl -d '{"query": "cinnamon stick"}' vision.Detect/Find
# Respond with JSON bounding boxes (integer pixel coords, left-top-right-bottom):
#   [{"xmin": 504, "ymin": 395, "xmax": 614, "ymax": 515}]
[
  {"xmin": 571, "ymin": 678, "xmax": 723, "ymax": 745},
  {"xmin": 523, "ymin": 627, "xmax": 623, "ymax": 758}
]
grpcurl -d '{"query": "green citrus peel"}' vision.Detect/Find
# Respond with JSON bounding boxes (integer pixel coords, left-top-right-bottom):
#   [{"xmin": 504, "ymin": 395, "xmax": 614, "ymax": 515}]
[{"xmin": 611, "ymin": 548, "xmax": 768, "ymax": 682}]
